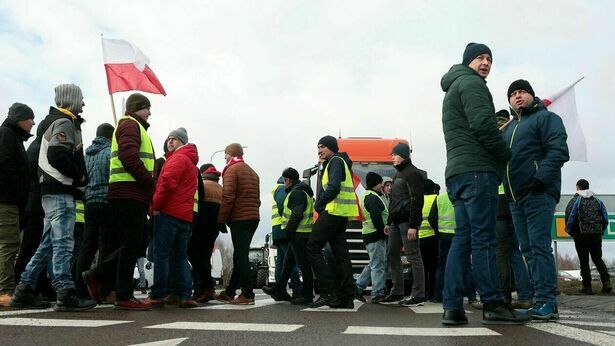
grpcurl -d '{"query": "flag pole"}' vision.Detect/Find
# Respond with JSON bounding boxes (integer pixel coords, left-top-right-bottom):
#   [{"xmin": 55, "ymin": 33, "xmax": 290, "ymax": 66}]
[{"xmin": 101, "ymin": 33, "xmax": 118, "ymax": 125}]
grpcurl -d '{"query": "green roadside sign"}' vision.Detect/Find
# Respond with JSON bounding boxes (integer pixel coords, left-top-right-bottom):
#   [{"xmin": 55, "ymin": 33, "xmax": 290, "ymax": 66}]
[{"xmin": 551, "ymin": 213, "xmax": 615, "ymax": 241}]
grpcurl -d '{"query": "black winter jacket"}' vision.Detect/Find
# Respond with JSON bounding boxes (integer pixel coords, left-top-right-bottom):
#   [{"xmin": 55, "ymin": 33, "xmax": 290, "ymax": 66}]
[
  {"xmin": 315, "ymin": 152, "xmax": 352, "ymax": 213},
  {"xmin": 388, "ymin": 159, "xmax": 424, "ymax": 229},
  {"xmin": 0, "ymin": 118, "xmax": 32, "ymax": 209}
]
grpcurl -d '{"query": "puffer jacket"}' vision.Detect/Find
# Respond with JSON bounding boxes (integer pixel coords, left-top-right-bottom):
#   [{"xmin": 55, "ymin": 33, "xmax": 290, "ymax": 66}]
[
  {"xmin": 84, "ymin": 136, "xmax": 111, "ymax": 204},
  {"xmin": 0, "ymin": 118, "xmax": 32, "ymax": 209},
  {"xmin": 218, "ymin": 160, "xmax": 261, "ymax": 223},
  {"xmin": 441, "ymin": 64, "xmax": 510, "ymax": 179},
  {"xmin": 502, "ymin": 98, "xmax": 569, "ymax": 203},
  {"xmin": 153, "ymin": 144, "xmax": 199, "ymax": 222}
]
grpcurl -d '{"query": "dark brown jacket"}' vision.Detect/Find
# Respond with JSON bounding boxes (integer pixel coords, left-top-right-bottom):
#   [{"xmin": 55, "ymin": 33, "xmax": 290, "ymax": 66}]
[{"xmin": 218, "ymin": 161, "xmax": 260, "ymax": 223}]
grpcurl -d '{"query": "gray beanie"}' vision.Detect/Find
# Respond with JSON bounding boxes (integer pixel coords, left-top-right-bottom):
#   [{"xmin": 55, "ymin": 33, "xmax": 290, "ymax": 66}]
[
  {"xmin": 167, "ymin": 127, "xmax": 188, "ymax": 144},
  {"xmin": 8, "ymin": 102, "xmax": 35, "ymax": 122},
  {"xmin": 54, "ymin": 84, "xmax": 84, "ymax": 115}
]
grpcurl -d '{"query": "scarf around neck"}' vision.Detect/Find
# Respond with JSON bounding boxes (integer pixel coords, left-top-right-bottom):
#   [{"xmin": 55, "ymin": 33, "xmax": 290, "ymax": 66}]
[{"xmin": 222, "ymin": 156, "xmax": 245, "ymax": 176}]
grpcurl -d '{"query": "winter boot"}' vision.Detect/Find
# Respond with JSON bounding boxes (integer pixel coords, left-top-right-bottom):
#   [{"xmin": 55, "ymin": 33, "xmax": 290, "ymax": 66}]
[{"xmin": 54, "ymin": 289, "xmax": 97, "ymax": 312}]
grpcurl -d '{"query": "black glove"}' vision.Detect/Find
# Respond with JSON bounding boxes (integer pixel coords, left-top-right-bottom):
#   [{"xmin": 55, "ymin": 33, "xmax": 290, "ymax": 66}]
[
  {"xmin": 217, "ymin": 223, "xmax": 228, "ymax": 233},
  {"xmin": 314, "ymin": 201, "xmax": 325, "ymax": 213}
]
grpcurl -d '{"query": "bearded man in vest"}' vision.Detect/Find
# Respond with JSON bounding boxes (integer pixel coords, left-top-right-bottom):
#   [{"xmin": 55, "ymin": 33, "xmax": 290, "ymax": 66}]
[
  {"xmin": 107, "ymin": 93, "xmax": 156, "ymax": 310},
  {"xmin": 307, "ymin": 136, "xmax": 358, "ymax": 309},
  {"xmin": 263, "ymin": 167, "xmax": 315, "ymax": 305}
]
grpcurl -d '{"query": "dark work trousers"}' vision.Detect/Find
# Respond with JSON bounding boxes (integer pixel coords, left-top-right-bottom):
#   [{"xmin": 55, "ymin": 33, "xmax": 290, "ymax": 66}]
[
  {"xmin": 224, "ymin": 220, "xmax": 259, "ymax": 299},
  {"xmin": 189, "ymin": 228, "xmax": 219, "ymax": 294},
  {"xmin": 14, "ymin": 210, "xmax": 54, "ymax": 297},
  {"xmin": 420, "ymin": 235, "xmax": 438, "ymax": 300},
  {"xmin": 110, "ymin": 199, "xmax": 149, "ymax": 301},
  {"xmin": 274, "ymin": 235, "xmax": 314, "ymax": 300},
  {"xmin": 574, "ymin": 235, "xmax": 611, "ymax": 286},
  {"xmin": 70, "ymin": 222, "xmax": 84, "ymax": 283},
  {"xmin": 306, "ymin": 212, "xmax": 354, "ymax": 300},
  {"xmin": 75, "ymin": 203, "xmax": 120, "ymax": 298}
]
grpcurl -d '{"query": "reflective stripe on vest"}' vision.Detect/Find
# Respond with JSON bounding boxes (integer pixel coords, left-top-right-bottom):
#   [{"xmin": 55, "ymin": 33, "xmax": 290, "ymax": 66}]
[
  {"xmin": 75, "ymin": 200, "xmax": 85, "ymax": 223},
  {"xmin": 109, "ymin": 115, "xmax": 155, "ymax": 183},
  {"xmin": 361, "ymin": 190, "xmax": 388, "ymax": 235},
  {"xmin": 419, "ymin": 194, "xmax": 437, "ymax": 238},
  {"xmin": 321, "ymin": 156, "xmax": 359, "ymax": 217},
  {"xmin": 193, "ymin": 191, "xmax": 199, "ymax": 213},
  {"xmin": 498, "ymin": 183, "xmax": 505, "ymax": 195},
  {"xmin": 437, "ymin": 194, "xmax": 455, "ymax": 234},
  {"xmin": 281, "ymin": 189, "xmax": 314, "ymax": 233},
  {"xmin": 271, "ymin": 184, "xmax": 284, "ymax": 227}
]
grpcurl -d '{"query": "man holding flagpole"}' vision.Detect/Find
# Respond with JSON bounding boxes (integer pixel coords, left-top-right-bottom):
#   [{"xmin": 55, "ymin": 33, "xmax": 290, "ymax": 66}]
[
  {"xmin": 503, "ymin": 79, "xmax": 569, "ymax": 321},
  {"xmin": 107, "ymin": 93, "xmax": 156, "ymax": 311}
]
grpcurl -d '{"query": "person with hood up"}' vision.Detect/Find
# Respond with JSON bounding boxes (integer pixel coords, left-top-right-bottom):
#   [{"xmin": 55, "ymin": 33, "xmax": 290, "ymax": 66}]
[
  {"xmin": 307, "ymin": 135, "xmax": 359, "ymax": 309},
  {"xmin": 146, "ymin": 143, "xmax": 199, "ymax": 308},
  {"xmin": 263, "ymin": 167, "xmax": 315, "ymax": 305},
  {"xmin": 0, "ymin": 103, "xmax": 34, "ymax": 306}
]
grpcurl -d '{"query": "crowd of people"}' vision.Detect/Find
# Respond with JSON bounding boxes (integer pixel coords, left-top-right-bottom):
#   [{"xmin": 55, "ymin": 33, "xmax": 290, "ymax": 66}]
[{"xmin": 0, "ymin": 42, "xmax": 610, "ymax": 326}]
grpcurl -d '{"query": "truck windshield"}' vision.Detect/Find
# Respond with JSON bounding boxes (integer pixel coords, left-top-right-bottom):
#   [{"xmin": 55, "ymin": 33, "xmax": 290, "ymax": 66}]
[{"xmin": 352, "ymin": 162, "xmax": 396, "ymax": 186}]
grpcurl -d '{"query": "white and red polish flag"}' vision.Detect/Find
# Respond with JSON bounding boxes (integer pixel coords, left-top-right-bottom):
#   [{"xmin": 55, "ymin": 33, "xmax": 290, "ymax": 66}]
[
  {"xmin": 543, "ymin": 77, "xmax": 586, "ymax": 162},
  {"xmin": 101, "ymin": 38, "xmax": 166, "ymax": 95}
]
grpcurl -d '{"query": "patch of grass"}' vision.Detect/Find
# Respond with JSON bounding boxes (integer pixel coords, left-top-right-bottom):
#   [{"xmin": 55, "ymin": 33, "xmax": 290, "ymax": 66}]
[{"xmin": 559, "ymin": 279, "xmax": 613, "ymax": 296}]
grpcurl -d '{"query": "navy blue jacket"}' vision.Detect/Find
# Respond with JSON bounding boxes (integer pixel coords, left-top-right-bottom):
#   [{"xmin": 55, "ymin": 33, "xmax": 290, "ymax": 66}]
[{"xmin": 502, "ymin": 98, "xmax": 569, "ymax": 203}]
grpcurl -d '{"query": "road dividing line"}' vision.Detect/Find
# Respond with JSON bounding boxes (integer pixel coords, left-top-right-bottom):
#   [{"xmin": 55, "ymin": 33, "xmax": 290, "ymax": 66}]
[
  {"xmin": 342, "ymin": 326, "xmax": 500, "ymax": 336},
  {"xmin": 0, "ymin": 318, "xmax": 132, "ymax": 327},
  {"xmin": 195, "ymin": 298, "xmax": 283, "ymax": 310},
  {"xmin": 127, "ymin": 337, "xmax": 189, "ymax": 346},
  {"xmin": 301, "ymin": 302, "xmax": 364, "ymax": 312},
  {"xmin": 528, "ymin": 322, "xmax": 615, "ymax": 345},
  {"xmin": 0, "ymin": 308, "xmax": 54, "ymax": 316},
  {"xmin": 145, "ymin": 322, "xmax": 303, "ymax": 333}
]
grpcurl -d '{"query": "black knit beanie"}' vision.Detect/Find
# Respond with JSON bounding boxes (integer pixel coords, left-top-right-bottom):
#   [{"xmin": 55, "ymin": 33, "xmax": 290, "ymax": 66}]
[
  {"xmin": 96, "ymin": 123, "xmax": 115, "ymax": 139},
  {"xmin": 125, "ymin": 93, "xmax": 151, "ymax": 114},
  {"xmin": 391, "ymin": 143, "xmax": 410, "ymax": 159},
  {"xmin": 462, "ymin": 42, "xmax": 492, "ymax": 66},
  {"xmin": 507, "ymin": 79, "xmax": 535, "ymax": 99},
  {"xmin": 282, "ymin": 167, "xmax": 300, "ymax": 181},
  {"xmin": 318, "ymin": 135, "xmax": 339, "ymax": 153},
  {"xmin": 7, "ymin": 102, "xmax": 34, "ymax": 122},
  {"xmin": 366, "ymin": 172, "xmax": 383, "ymax": 189}
]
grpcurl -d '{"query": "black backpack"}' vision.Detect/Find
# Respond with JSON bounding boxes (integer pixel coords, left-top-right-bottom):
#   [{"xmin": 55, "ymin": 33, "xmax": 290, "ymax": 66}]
[{"xmin": 577, "ymin": 196, "xmax": 607, "ymax": 235}]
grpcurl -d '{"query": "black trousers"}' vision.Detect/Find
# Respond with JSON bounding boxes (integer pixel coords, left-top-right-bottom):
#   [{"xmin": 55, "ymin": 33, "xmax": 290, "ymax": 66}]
[
  {"xmin": 420, "ymin": 235, "xmax": 438, "ymax": 300},
  {"xmin": 110, "ymin": 199, "xmax": 148, "ymax": 301},
  {"xmin": 189, "ymin": 228, "xmax": 219, "ymax": 293},
  {"xmin": 75, "ymin": 202, "xmax": 120, "ymax": 297},
  {"xmin": 14, "ymin": 210, "xmax": 54, "ymax": 296},
  {"xmin": 274, "ymin": 235, "xmax": 314, "ymax": 300},
  {"xmin": 574, "ymin": 235, "xmax": 610, "ymax": 286},
  {"xmin": 307, "ymin": 212, "xmax": 354, "ymax": 300},
  {"xmin": 225, "ymin": 220, "xmax": 259, "ymax": 299}
]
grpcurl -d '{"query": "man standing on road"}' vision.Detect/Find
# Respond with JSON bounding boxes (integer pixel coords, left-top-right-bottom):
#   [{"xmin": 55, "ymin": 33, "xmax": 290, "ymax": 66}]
[
  {"xmin": 307, "ymin": 136, "xmax": 359, "ymax": 309},
  {"xmin": 440, "ymin": 44, "xmax": 528, "ymax": 325},
  {"xmin": 107, "ymin": 93, "xmax": 156, "ymax": 310},
  {"xmin": 0, "ymin": 103, "xmax": 34, "ymax": 306},
  {"xmin": 215, "ymin": 143, "xmax": 260, "ymax": 305},
  {"xmin": 12, "ymin": 84, "xmax": 96, "ymax": 312},
  {"xmin": 565, "ymin": 179, "xmax": 611, "ymax": 294},
  {"xmin": 380, "ymin": 143, "xmax": 425, "ymax": 307},
  {"xmin": 503, "ymin": 79, "xmax": 569, "ymax": 321}
]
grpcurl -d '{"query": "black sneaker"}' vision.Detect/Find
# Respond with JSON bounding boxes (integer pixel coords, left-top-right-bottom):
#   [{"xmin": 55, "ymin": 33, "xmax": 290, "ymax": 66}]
[
  {"xmin": 262, "ymin": 285, "xmax": 288, "ymax": 302},
  {"xmin": 54, "ymin": 289, "xmax": 97, "ymax": 312},
  {"xmin": 399, "ymin": 296, "xmax": 425, "ymax": 307},
  {"xmin": 329, "ymin": 298, "xmax": 354, "ymax": 309},
  {"xmin": 11, "ymin": 284, "xmax": 51, "ymax": 309},
  {"xmin": 291, "ymin": 297, "xmax": 313, "ymax": 306},
  {"xmin": 371, "ymin": 295, "xmax": 386, "ymax": 304},
  {"xmin": 378, "ymin": 294, "xmax": 404, "ymax": 305},
  {"xmin": 442, "ymin": 309, "xmax": 468, "ymax": 325},
  {"xmin": 482, "ymin": 301, "xmax": 531, "ymax": 325},
  {"xmin": 308, "ymin": 295, "xmax": 333, "ymax": 308}
]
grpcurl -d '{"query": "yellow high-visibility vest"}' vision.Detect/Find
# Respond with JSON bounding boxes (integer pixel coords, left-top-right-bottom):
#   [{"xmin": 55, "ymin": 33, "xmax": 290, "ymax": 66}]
[
  {"xmin": 419, "ymin": 194, "xmax": 437, "ymax": 238},
  {"xmin": 361, "ymin": 190, "xmax": 388, "ymax": 235},
  {"xmin": 271, "ymin": 184, "xmax": 284, "ymax": 227},
  {"xmin": 75, "ymin": 200, "xmax": 85, "ymax": 224},
  {"xmin": 281, "ymin": 189, "xmax": 314, "ymax": 233},
  {"xmin": 109, "ymin": 115, "xmax": 154, "ymax": 183},
  {"xmin": 321, "ymin": 156, "xmax": 359, "ymax": 217},
  {"xmin": 437, "ymin": 194, "xmax": 455, "ymax": 234}
]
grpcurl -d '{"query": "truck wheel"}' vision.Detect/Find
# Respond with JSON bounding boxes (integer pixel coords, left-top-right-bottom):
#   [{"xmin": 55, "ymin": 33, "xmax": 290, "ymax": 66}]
[{"xmin": 256, "ymin": 268, "xmax": 268, "ymax": 288}]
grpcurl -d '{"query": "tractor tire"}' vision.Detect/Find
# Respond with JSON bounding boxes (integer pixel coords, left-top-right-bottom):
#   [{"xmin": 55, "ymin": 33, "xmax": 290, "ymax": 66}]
[{"xmin": 256, "ymin": 268, "xmax": 268, "ymax": 289}]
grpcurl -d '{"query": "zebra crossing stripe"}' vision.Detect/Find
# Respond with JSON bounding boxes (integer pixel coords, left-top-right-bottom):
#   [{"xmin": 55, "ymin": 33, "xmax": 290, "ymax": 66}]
[
  {"xmin": 194, "ymin": 298, "xmax": 283, "ymax": 310},
  {"xmin": 0, "ymin": 318, "xmax": 132, "ymax": 327},
  {"xmin": 528, "ymin": 322, "xmax": 615, "ymax": 345},
  {"xmin": 302, "ymin": 302, "xmax": 364, "ymax": 312},
  {"xmin": 558, "ymin": 320, "xmax": 615, "ymax": 328},
  {"xmin": 145, "ymin": 322, "xmax": 303, "ymax": 332},
  {"xmin": 127, "ymin": 337, "xmax": 189, "ymax": 346},
  {"xmin": 408, "ymin": 303, "xmax": 473, "ymax": 314},
  {"xmin": 342, "ymin": 326, "xmax": 500, "ymax": 336},
  {"xmin": 0, "ymin": 308, "xmax": 53, "ymax": 316}
]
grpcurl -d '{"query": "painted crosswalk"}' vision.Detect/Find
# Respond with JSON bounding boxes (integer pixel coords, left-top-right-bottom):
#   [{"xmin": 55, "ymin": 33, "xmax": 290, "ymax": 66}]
[
  {"xmin": 0, "ymin": 318, "xmax": 132, "ymax": 327},
  {"xmin": 193, "ymin": 298, "xmax": 283, "ymax": 310},
  {"xmin": 301, "ymin": 301, "xmax": 364, "ymax": 312},
  {"xmin": 343, "ymin": 326, "xmax": 500, "ymax": 336},
  {"xmin": 145, "ymin": 322, "xmax": 304, "ymax": 332}
]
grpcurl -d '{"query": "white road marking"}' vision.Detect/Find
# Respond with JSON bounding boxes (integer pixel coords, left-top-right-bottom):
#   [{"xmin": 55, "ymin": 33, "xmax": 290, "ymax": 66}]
[
  {"xmin": 0, "ymin": 308, "xmax": 53, "ymax": 316},
  {"xmin": 408, "ymin": 303, "xmax": 473, "ymax": 314},
  {"xmin": 127, "ymin": 337, "xmax": 189, "ymax": 346},
  {"xmin": 559, "ymin": 320, "xmax": 615, "ymax": 328},
  {"xmin": 145, "ymin": 322, "xmax": 303, "ymax": 332},
  {"xmin": 597, "ymin": 330, "xmax": 615, "ymax": 337},
  {"xmin": 0, "ymin": 318, "xmax": 132, "ymax": 327},
  {"xmin": 342, "ymin": 326, "xmax": 500, "ymax": 336},
  {"xmin": 194, "ymin": 298, "xmax": 283, "ymax": 310},
  {"xmin": 302, "ymin": 302, "xmax": 364, "ymax": 312},
  {"xmin": 529, "ymin": 322, "xmax": 615, "ymax": 345}
]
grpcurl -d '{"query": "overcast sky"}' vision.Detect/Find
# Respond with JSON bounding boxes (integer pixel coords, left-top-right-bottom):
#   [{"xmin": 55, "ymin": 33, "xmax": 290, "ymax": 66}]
[{"xmin": 2, "ymin": 0, "xmax": 614, "ymax": 259}]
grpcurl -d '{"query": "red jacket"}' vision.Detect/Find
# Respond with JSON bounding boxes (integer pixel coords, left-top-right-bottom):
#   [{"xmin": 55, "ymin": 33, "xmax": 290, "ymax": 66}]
[{"xmin": 153, "ymin": 144, "xmax": 199, "ymax": 222}]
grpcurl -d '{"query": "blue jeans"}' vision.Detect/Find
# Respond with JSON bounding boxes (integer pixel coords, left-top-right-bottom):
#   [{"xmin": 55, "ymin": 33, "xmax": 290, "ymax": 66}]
[
  {"xmin": 151, "ymin": 214, "xmax": 192, "ymax": 300},
  {"xmin": 137, "ymin": 257, "xmax": 147, "ymax": 288},
  {"xmin": 20, "ymin": 194, "xmax": 76, "ymax": 290},
  {"xmin": 434, "ymin": 236, "xmax": 476, "ymax": 301},
  {"xmin": 509, "ymin": 194, "xmax": 557, "ymax": 304},
  {"xmin": 357, "ymin": 239, "xmax": 387, "ymax": 298},
  {"xmin": 443, "ymin": 172, "xmax": 502, "ymax": 311},
  {"xmin": 275, "ymin": 242, "xmax": 303, "ymax": 295}
]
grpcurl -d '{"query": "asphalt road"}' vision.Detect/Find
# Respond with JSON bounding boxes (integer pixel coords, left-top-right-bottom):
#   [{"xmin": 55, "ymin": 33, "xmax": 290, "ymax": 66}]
[{"xmin": 0, "ymin": 292, "xmax": 614, "ymax": 346}]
